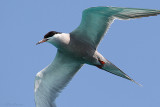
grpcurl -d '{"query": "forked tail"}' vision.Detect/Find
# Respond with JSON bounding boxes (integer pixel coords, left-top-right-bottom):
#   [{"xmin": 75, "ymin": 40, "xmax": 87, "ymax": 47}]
[{"xmin": 97, "ymin": 58, "xmax": 142, "ymax": 86}]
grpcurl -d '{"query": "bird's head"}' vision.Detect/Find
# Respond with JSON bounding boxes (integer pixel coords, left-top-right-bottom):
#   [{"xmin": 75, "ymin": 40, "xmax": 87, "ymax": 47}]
[{"xmin": 36, "ymin": 31, "xmax": 61, "ymax": 45}]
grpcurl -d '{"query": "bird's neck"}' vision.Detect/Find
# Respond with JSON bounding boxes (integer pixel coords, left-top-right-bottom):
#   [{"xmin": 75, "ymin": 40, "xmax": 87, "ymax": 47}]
[{"xmin": 50, "ymin": 33, "xmax": 71, "ymax": 49}]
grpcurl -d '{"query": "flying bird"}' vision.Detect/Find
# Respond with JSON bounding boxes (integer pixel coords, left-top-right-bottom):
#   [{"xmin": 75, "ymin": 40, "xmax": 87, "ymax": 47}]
[{"xmin": 35, "ymin": 6, "xmax": 160, "ymax": 107}]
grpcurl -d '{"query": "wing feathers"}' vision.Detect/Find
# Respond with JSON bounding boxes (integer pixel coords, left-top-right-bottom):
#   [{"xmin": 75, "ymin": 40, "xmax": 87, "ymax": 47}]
[
  {"xmin": 35, "ymin": 51, "xmax": 83, "ymax": 107},
  {"xmin": 71, "ymin": 7, "xmax": 160, "ymax": 48},
  {"xmin": 114, "ymin": 8, "xmax": 160, "ymax": 19}
]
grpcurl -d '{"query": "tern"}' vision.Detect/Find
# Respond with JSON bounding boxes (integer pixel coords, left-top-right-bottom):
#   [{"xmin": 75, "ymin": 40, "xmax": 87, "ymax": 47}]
[{"xmin": 35, "ymin": 6, "xmax": 160, "ymax": 107}]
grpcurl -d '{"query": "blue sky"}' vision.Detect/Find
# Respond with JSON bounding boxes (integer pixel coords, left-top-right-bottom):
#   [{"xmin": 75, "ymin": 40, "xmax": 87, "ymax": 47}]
[{"xmin": 0, "ymin": 0, "xmax": 160, "ymax": 107}]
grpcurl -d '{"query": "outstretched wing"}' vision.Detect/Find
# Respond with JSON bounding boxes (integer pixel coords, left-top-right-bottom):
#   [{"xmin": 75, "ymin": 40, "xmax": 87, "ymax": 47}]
[
  {"xmin": 34, "ymin": 50, "xmax": 83, "ymax": 107},
  {"xmin": 71, "ymin": 7, "xmax": 160, "ymax": 48}
]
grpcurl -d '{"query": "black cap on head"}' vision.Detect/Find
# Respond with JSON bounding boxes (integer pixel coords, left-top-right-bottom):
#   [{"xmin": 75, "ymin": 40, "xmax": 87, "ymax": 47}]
[{"xmin": 44, "ymin": 31, "xmax": 61, "ymax": 38}]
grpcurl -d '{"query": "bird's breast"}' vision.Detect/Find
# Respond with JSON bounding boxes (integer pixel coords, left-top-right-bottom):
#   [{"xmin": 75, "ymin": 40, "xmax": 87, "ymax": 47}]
[{"xmin": 59, "ymin": 36, "xmax": 97, "ymax": 63}]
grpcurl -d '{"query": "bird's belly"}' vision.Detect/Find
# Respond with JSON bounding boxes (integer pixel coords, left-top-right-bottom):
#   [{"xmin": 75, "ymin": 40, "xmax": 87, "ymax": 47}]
[
  {"xmin": 58, "ymin": 36, "xmax": 100, "ymax": 65},
  {"xmin": 60, "ymin": 44, "xmax": 99, "ymax": 65}
]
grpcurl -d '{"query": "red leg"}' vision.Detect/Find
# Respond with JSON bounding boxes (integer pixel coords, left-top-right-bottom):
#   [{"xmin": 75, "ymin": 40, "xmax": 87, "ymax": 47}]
[
  {"xmin": 96, "ymin": 59, "xmax": 106, "ymax": 69},
  {"xmin": 99, "ymin": 60, "xmax": 105, "ymax": 65},
  {"xmin": 96, "ymin": 65, "xmax": 103, "ymax": 69}
]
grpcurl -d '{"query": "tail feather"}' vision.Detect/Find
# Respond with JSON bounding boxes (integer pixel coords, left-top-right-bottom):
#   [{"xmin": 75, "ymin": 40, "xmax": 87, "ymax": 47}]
[{"xmin": 102, "ymin": 59, "xmax": 142, "ymax": 86}]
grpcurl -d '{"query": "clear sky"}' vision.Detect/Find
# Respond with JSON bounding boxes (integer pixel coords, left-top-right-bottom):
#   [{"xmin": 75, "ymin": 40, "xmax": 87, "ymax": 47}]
[{"xmin": 0, "ymin": 0, "xmax": 160, "ymax": 107}]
